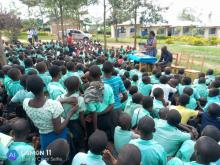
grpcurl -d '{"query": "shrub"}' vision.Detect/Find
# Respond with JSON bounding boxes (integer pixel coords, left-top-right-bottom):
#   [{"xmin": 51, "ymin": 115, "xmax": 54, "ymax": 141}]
[
  {"xmin": 188, "ymin": 37, "xmax": 208, "ymax": 46},
  {"xmin": 165, "ymin": 38, "xmax": 174, "ymax": 44},
  {"xmin": 208, "ymin": 36, "xmax": 219, "ymax": 46},
  {"xmin": 157, "ymin": 35, "xmax": 169, "ymax": 40}
]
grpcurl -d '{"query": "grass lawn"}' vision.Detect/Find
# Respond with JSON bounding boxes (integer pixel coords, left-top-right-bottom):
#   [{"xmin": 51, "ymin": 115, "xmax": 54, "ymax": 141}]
[{"xmin": 18, "ymin": 33, "xmax": 57, "ymax": 42}]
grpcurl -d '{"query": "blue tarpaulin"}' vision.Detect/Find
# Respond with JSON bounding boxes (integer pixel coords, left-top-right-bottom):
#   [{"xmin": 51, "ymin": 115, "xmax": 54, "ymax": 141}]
[{"xmin": 128, "ymin": 52, "xmax": 157, "ymax": 64}]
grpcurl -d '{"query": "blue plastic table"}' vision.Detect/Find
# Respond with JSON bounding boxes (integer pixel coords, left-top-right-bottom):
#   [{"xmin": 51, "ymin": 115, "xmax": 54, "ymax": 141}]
[
  {"xmin": 128, "ymin": 52, "xmax": 157, "ymax": 64},
  {"xmin": 128, "ymin": 52, "xmax": 157, "ymax": 71}
]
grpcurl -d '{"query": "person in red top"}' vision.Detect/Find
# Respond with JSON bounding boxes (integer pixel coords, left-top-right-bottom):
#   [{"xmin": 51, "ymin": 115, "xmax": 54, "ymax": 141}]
[
  {"xmin": 67, "ymin": 32, "xmax": 73, "ymax": 45},
  {"xmin": 67, "ymin": 33, "xmax": 73, "ymax": 54}
]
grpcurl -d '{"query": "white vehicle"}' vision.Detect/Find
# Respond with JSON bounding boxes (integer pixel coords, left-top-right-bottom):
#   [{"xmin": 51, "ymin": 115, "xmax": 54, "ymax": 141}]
[{"xmin": 66, "ymin": 29, "xmax": 92, "ymax": 40}]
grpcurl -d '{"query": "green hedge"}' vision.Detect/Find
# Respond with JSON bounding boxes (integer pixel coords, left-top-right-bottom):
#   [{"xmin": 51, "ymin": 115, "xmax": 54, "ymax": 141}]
[{"xmin": 166, "ymin": 36, "xmax": 220, "ymax": 46}]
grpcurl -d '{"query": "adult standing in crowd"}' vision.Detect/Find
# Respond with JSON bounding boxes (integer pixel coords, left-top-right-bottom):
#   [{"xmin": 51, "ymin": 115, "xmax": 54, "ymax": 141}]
[
  {"xmin": 27, "ymin": 28, "xmax": 33, "ymax": 45},
  {"xmin": 67, "ymin": 32, "xmax": 74, "ymax": 54},
  {"xmin": 32, "ymin": 27, "xmax": 38, "ymax": 43},
  {"xmin": 145, "ymin": 31, "xmax": 157, "ymax": 57}
]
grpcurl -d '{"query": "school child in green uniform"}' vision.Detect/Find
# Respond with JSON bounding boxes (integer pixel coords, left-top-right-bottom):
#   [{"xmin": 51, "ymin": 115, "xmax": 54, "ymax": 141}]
[{"xmin": 47, "ymin": 65, "xmax": 66, "ymax": 100}]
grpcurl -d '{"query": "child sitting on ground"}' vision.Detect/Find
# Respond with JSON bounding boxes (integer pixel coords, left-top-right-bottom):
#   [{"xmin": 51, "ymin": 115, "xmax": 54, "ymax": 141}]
[
  {"xmin": 6, "ymin": 118, "xmax": 36, "ymax": 165},
  {"xmin": 206, "ymin": 69, "xmax": 215, "ymax": 85},
  {"xmin": 194, "ymin": 77, "xmax": 208, "ymax": 99},
  {"xmin": 172, "ymin": 94, "xmax": 199, "ymax": 124},
  {"xmin": 152, "ymin": 88, "xmax": 167, "ymax": 118},
  {"xmin": 200, "ymin": 103, "xmax": 220, "ymax": 131},
  {"xmin": 114, "ymin": 112, "xmax": 139, "ymax": 153},
  {"xmin": 39, "ymin": 139, "xmax": 70, "ymax": 165},
  {"xmin": 129, "ymin": 116, "xmax": 167, "ymax": 165},
  {"xmin": 167, "ymin": 136, "xmax": 220, "ymax": 165},
  {"xmin": 72, "ymin": 130, "xmax": 108, "ymax": 165},
  {"xmin": 132, "ymin": 96, "xmax": 153, "ymax": 128},
  {"xmin": 203, "ymin": 88, "xmax": 220, "ymax": 111},
  {"xmin": 152, "ymin": 75, "xmax": 177, "ymax": 102},
  {"xmin": 183, "ymin": 87, "xmax": 197, "ymax": 110},
  {"xmin": 178, "ymin": 77, "xmax": 192, "ymax": 95},
  {"xmin": 103, "ymin": 144, "xmax": 141, "ymax": 165},
  {"xmin": 125, "ymin": 93, "xmax": 143, "ymax": 117},
  {"xmin": 154, "ymin": 110, "xmax": 196, "ymax": 157},
  {"xmin": 123, "ymin": 85, "xmax": 138, "ymax": 111},
  {"xmin": 193, "ymin": 72, "xmax": 205, "ymax": 85},
  {"xmin": 131, "ymin": 74, "xmax": 139, "ymax": 86},
  {"xmin": 138, "ymin": 76, "xmax": 152, "ymax": 96}
]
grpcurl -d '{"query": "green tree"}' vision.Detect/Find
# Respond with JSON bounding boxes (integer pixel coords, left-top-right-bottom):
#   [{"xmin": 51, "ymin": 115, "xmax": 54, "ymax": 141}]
[
  {"xmin": 42, "ymin": 0, "xmax": 97, "ymax": 41},
  {"xmin": 0, "ymin": 12, "xmax": 21, "ymax": 65},
  {"xmin": 127, "ymin": 0, "xmax": 167, "ymax": 48},
  {"xmin": 178, "ymin": 8, "xmax": 196, "ymax": 22},
  {"xmin": 20, "ymin": 0, "xmax": 40, "ymax": 17},
  {"xmin": 108, "ymin": 0, "xmax": 130, "ymax": 42}
]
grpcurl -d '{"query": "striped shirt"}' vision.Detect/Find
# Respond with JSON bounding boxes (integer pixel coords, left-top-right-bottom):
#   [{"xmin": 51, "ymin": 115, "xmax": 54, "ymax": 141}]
[{"xmin": 103, "ymin": 76, "xmax": 126, "ymax": 110}]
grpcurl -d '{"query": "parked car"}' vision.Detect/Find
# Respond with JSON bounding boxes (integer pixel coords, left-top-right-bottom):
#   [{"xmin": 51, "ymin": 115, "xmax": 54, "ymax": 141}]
[{"xmin": 59, "ymin": 29, "xmax": 92, "ymax": 40}]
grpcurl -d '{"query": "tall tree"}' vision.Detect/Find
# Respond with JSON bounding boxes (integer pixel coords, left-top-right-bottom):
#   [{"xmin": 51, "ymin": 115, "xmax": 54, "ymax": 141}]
[
  {"xmin": 0, "ymin": 12, "xmax": 21, "ymax": 65},
  {"xmin": 127, "ymin": 0, "xmax": 167, "ymax": 48},
  {"xmin": 108, "ymin": 0, "xmax": 130, "ymax": 42},
  {"xmin": 178, "ymin": 7, "xmax": 196, "ymax": 22},
  {"xmin": 42, "ymin": 0, "xmax": 97, "ymax": 42},
  {"xmin": 20, "ymin": 0, "xmax": 40, "ymax": 17}
]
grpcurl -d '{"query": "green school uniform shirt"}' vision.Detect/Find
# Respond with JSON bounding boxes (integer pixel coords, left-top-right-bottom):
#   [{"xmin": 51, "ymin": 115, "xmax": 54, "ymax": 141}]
[
  {"xmin": 6, "ymin": 142, "xmax": 35, "ymax": 165},
  {"xmin": 86, "ymin": 84, "xmax": 114, "ymax": 113},
  {"xmin": 72, "ymin": 150, "xmax": 105, "ymax": 165},
  {"xmin": 153, "ymin": 99, "xmax": 164, "ymax": 118},
  {"xmin": 178, "ymin": 84, "xmax": 192, "ymax": 95},
  {"xmin": 186, "ymin": 96, "xmax": 197, "ymax": 110},
  {"xmin": 131, "ymin": 108, "xmax": 151, "ymax": 127},
  {"xmin": 129, "ymin": 138, "xmax": 167, "ymax": 165},
  {"xmin": 57, "ymin": 92, "xmax": 86, "ymax": 120},
  {"xmin": 167, "ymin": 158, "xmax": 204, "ymax": 165},
  {"xmin": 11, "ymin": 89, "xmax": 34, "ymax": 104},
  {"xmin": 0, "ymin": 141, "xmax": 8, "ymax": 160},
  {"xmin": 38, "ymin": 73, "xmax": 52, "ymax": 87},
  {"xmin": 114, "ymin": 126, "xmax": 133, "ymax": 153},
  {"xmin": 176, "ymin": 140, "xmax": 195, "ymax": 162},
  {"xmin": 150, "ymin": 75, "xmax": 159, "ymax": 84},
  {"xmin": 119, "ymin": 69, "xmax": 126, "ymax": 76},
  {"xmin": 153, "ymin": 122, "xmax": 191, "ymax": 157},
  {"xmin": 130, "ymin": 69, "xmax": 142, "ymax": 79},
  {"xmin": 4, "ymin": 76, "xmax": 12, "ymax": 94},
  {"xmin": 124, "ymin": 102, "xmax": 143, "ymax": 117},
  {"xmin": 194, "ymin": 84, "xmax": 208, "ymax": 99},
  {"xmin": 206, "ymin": 75, "xmax": 215, "ymax": 85},
  {"xmin": 59, "ymin": 71, "xmax": 81, "ymax": 85},
  {"xmin": 47, "ymin": 81, "xmax": 66, "ymax": 100},
  {"xmin": 122, "ymin": 93, "xmax": 131, "ymax": 111},
  {"xmin": 25, "ymin": 67, "xmax": 38, "ymax": 75},
  {"xmin": 138, "ymin": 82, "xmax": 152, "ymax": 96},
  {"xmin": 203, "ymin": 96, "xmax": 220, "ymax": 112},
  {"xmin": 131, "ymin": 81, "xmax": 138, "ymax": 86},
  {"xmin": 38, "ymin": 73, "xmax": 52, "ymax": 92},
  {"xmin": 7, "ymin": 81, "xmax": 24, "ymax": 97}
]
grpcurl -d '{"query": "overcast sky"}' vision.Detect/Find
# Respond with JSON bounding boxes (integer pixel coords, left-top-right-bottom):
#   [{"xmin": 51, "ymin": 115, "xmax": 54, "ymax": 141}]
[{"xmin": 0, "ymin": 0, "xmax": 220, "ymax": 24}]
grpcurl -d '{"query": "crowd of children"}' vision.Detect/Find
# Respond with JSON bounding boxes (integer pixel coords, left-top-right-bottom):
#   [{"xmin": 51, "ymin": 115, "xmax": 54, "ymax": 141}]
[{"xmin": 0, "ymin": 39, "xmax": 219, "ymax": 165}]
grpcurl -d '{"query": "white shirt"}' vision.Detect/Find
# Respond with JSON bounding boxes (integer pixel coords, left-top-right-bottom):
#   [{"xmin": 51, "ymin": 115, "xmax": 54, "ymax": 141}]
[
  {"xmin": 152, "ymin": 84, "xmax": 177, "ymax": 102},
  {"xmin": 27, "ymin": 30, "xmax": 33, "ymax": 39}
]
